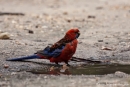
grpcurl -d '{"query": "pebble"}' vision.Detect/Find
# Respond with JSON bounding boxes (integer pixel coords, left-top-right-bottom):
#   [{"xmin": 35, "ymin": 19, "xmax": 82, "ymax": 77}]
[
  {"xmin": 11, "ymin": 20, "xmax": 17, "ymax": 24},
  {"xmin": 3, "ymin": 64, "xmax": 9, "ymax": 68},
  {"xmin": 101, "ymin": 46, "xmax": 112, "ymax": 51},
  {"xmin": 88, "ymin": 15, "xmax": 96, "ymax": 19},
  {"xmin": 28, "ymin": 30, "xmax": 34, "ymax": 34},
  {"xmin": 11, "ymin": 72, "xmax": 17, "ymax": 75},
  {"xmin": 115, "ymin": 71, "xmax": 127, "ymax": 77},
  {"xmin": 42, "ymin": 26, "xmax": 48, "ymax": 29},
  {"xmin": 119, "ymin": 42, "xmax": 127, "ymax": 46},
  {"xmin": 0, "ymin": 32, "xmax": 10, "ymax": 39},
  {"xmin": 44, "ymin": 76, "xmax": 48, "ymax": 79},
  {"xmin": 105, "ymin": 42, "xmax": 109, "ymax": 44},
  {"xmin": 35, "ymin": 25, "xmax": 39, "ymax": 28},
  {"xmin": 61, "ymin": 29, "xmax": 64, "ymax": 31},
  {"xmin": 66, "ymin": 18, "xmax": 72, "ymax": 23},
  {"xmin": 98, "ymin": 40, "xmax": 103, "ymax": 42},
  {"xmin": 96, "ymin": 6, "xmax": 103, "ymax": 10},
  {"xmin": 63, "ymin": 11, "xmax": 68, "ymax": 15},
  {"xmin": 15, "ymin": 41, "xmax": 27, "ymax": 45}
]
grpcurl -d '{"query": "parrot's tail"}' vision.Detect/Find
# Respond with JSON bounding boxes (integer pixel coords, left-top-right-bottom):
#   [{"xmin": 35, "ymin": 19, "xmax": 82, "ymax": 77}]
[{"xmin": 6, "ymin": 54, "xmax": 40, "ymax": 61}]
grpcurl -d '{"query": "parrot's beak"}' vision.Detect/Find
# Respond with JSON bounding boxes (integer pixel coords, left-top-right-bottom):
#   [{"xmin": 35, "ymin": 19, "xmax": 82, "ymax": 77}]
[{"xmin": 76, "ymin": 32, "xmax": 80, "ymax": 38}]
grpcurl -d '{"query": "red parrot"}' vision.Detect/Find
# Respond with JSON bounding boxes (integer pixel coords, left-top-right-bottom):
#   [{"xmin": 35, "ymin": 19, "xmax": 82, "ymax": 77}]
[{"xmin": 6, "ymin": 28, "xmax": 80, "ymax": 65}]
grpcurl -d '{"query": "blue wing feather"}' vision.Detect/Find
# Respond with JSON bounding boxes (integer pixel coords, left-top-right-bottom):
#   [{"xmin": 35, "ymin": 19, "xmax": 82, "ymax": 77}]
[
  {"xmin": 38, "ymin": 45, "xmax": 65, "ymax": 58},
  {"xmin": 6, "ymin": 54, "xmax": 40, "ymax": 61}
]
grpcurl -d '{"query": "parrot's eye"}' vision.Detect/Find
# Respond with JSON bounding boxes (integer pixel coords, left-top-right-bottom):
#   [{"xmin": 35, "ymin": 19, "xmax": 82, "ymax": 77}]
[{"xmin": 76, "ymin": 32, "xmax": 80, "ymax": 38}]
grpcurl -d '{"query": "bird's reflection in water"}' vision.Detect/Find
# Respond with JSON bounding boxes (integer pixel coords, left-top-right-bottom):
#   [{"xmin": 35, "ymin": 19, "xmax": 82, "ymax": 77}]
[
  {"xmin": 49, "ymin": 69, "xmax": 71, "ymax": 75},
  {"xmin": 29, "ymin": 64, "xmax": 71, "ymax": 75}
]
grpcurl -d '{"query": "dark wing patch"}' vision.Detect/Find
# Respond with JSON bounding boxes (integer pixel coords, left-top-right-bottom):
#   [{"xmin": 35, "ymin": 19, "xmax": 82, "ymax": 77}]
[
  {"xmin": 36, "ymin": 45, "xmax": 65, "ymax": 58},
  {"xmin": 49, "ymin": 36, "xmax": 70, "ymax": 51},
  {"xmin": 36, "ymin": 36, "xmax": 70, "ymax": 58}
]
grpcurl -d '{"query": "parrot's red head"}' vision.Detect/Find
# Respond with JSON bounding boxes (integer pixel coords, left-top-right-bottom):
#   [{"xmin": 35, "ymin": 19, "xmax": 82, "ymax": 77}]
[{"xmin": 65, "ymin": 28, "xmax": 80, "ymax": 41}]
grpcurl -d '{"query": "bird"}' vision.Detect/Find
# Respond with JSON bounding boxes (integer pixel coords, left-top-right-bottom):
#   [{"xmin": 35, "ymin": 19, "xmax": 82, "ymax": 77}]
[{"xmin": 6, "ymin": 28, "xmax": 80, "ymax": 66}]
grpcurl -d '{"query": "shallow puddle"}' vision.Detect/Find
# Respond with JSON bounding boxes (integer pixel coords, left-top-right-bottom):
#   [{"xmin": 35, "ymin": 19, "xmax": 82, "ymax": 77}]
[{"xmin": 28, "ymin": 64, "xmax": 130, "ymax": 75}]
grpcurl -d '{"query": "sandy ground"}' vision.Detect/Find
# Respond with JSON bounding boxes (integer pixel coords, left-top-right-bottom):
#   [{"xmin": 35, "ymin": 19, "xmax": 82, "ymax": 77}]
[{"xmin": 0, "ymin": 0, "xmax": 130, "ymax": 87}]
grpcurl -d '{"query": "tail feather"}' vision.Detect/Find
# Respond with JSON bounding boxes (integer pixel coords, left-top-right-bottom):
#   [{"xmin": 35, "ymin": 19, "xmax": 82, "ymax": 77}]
[{"xmin": 6, "ymin": 54, "xmax": 40, "ymax": 61}]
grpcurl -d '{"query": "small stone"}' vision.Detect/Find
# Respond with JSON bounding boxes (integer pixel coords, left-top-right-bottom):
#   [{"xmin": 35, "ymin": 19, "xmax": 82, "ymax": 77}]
[
  {"xmin": 96, "ymin": 6, "xmax": 103, "ymax": 10},
  {"xmin": 28, "ymin": 30, "xmax": 34, "ymax": 34},
  {"xmin": 119, "ymin": 42, "xmax": 127, "ymax": 46},
  {"xmin": 11, "ymin": 72, "xmax": 17, "ymax": 75},
  {"xmin": 66, "ymin": 18, "xmax": 72, "ymax": 23},
  {"xmin": 0, "ymin": 32, "xmax": 10, "ymax": 39},
  {"xmin": 79, "ymin": 41, "xmax": 82, "ymax": 44},
  {"xmin": 88, "ymin": 15, "xmax": 96, "ymax": 19},
  {"xmin": 115, "ymin": 71, "xmax": 127, "ymax": 77},
  {"xmin": 42, "ymin": 26, "xmax": 48, "ymax": 29},
  {"xmin": 11, "ymin": 20, "xmax": 17, "ymax": 24},
  {"xmin": 105, "ymin": 36, "xmax": 108, "ymax": 38},
  {"xmin": 98, "ymin": 40, "xmax": 103, "ymax": 42},
  {"xmin": 44, "ymin": 76, "xmax": 47, "ymax": 79},
  {"xmin": 25, "ymin": 43, "xmax": 28, "ymax": 45},
  {"xmin": 15, "ymin": 41, "xmax": 25, "ymax": 45},
  {"xmin": 4, "ymin": 64, "xmax": 9, "ymax": 68},
  {"xmin": 25, "ymin": 21, "xmax": 31, "ymax": 23},
  {"xmin": 67, "ymin": 20, "xmax": 71, "ymax": 22},
  {"xmin": 61, "ymin": 29, "xmax": 64, "ymax": 31},
  {"xmin": 101, "ymin": 46, "xmax": 112, "ymax": 51},
  {"xmin": 63, "ymin": 12, "xmax": 68, "ymax": 15},
  {"xmin": 35, "ymin": 25, "xmax": 39, "ymax": 28}
]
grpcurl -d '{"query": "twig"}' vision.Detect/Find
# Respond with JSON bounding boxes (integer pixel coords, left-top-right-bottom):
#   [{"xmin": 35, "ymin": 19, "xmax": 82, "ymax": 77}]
[
  {"xmin": 71, "ymin": 57, "xmax": 102, "ymax": 63},
  {"xmin": 0, "ymin": 12, "xmax": 25, "ymax": 16}
]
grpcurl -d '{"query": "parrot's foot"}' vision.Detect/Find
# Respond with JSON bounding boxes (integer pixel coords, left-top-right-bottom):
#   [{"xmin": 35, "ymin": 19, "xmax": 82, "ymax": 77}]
[
  {"xmin": 65, "ymin": 62, "xmax": 70, "ymax": 66},
  {"xmin": 55, "ymin": 62, "xmax": 60, "ymax": 65}
]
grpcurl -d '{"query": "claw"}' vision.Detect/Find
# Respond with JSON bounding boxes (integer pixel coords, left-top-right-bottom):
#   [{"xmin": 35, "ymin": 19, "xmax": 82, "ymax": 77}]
[{"xmin": 65, "ymin": 61, "xmax": 70, "ymax": 66}]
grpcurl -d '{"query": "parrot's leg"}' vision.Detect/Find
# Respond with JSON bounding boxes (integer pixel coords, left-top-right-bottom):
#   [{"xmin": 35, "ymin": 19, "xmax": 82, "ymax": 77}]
[
  {"xmin": 55, "ymin": 62, "xmax": 60, "ymax": 65},
  {"xmin": 65, "ymin": 61, "xmax": 70, "ymax": 66}
]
